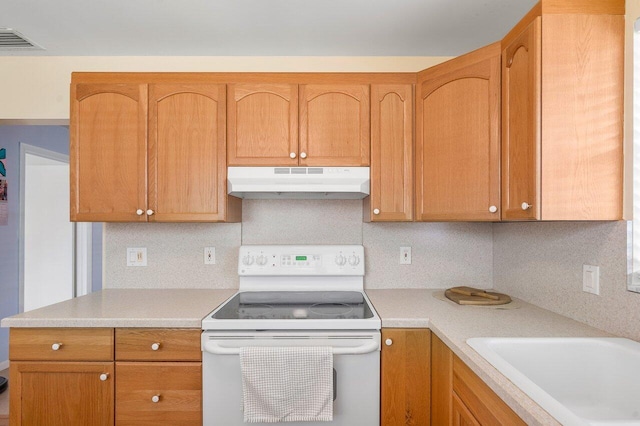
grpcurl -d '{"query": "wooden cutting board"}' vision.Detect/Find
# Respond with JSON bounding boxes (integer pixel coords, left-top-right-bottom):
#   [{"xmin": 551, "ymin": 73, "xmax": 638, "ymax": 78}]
[{"xmin": 445, "ymin": 287, "xmax": 512, "ymax": 305}]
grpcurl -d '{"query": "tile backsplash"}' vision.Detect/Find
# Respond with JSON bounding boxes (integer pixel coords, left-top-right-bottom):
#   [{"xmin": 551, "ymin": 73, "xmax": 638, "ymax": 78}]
[{"xmin": 104, "ymin": 200, "xmax": 493, "ymax": 289}]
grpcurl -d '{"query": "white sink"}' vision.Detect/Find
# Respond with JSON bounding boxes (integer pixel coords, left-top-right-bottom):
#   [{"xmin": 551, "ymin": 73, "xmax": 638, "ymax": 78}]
[{"xmin": 466, "ymin": 337, "xmax": 640, "ymax": 426}]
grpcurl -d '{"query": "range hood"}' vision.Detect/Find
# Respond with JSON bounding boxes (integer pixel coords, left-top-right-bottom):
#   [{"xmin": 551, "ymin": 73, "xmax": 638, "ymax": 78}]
[{"xmin": 227, "ymin": 167, "xmax": 370, "ymax": 199}]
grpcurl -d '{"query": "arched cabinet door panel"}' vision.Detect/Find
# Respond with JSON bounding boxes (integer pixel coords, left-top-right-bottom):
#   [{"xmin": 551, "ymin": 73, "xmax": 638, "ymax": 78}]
[{"xmin": 70, "ymin": 83, "xmax": 148, "ymax": 222}]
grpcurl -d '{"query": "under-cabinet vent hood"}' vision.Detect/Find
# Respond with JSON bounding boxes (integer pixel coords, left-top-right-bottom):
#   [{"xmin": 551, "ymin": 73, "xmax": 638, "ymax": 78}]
[{"xmin": 227, "ymin": 167, "xmax": 370, "ymax": 199}]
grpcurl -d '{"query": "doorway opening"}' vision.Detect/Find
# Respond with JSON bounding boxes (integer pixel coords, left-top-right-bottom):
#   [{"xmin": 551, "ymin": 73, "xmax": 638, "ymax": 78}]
[{"xmin": 18, "ymin": 143, "xmax": 92, "ymax": 312}]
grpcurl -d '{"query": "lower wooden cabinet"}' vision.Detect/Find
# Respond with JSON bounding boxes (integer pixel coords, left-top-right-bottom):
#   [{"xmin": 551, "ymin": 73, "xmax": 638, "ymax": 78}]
[
  {"xmin": 116, "ymin": 362, "xmax": 202, "ymax": 425},
  {"xmin": 431, "ymin": 333, "xmax": 525, "ymax": 426},
  {"xmin": 9, "ymin": 361, "xmax": 114, "ymax": 426},
  {"xmin": 9, "ymin": 327, "xmax": 202, "ymax": 426},
  {"xmin": 381, "ymin": 328, "xmax": 431, "ymax": 426}
]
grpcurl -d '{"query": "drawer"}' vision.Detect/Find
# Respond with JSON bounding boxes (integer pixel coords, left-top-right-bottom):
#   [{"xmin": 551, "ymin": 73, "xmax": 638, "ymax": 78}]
[
  {"xmin": 9, "ymin": 328, "xmax": 114, "ymax": 361},
  {"xmin": 116, "ymin": 362, "xmax": 202, "ymax": 425},
  {"xmin": 115, "ymin": 329, "xmax": 201, "ymax": 361}
]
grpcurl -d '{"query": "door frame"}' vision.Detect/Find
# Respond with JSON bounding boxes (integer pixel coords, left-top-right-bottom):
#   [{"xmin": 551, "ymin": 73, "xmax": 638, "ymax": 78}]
[{"xmin": 18, "ymin": 143, "xmax": 92, "ymax": 312}]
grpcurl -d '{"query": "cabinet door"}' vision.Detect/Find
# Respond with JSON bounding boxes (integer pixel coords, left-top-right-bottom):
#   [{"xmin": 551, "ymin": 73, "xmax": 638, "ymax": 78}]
[
  {"xmin": 70, "ymin": 83, "xmax": 147, "ymax": 222},
  {"xmin": 299, "ymin": 84, "xmax": 370, "ymax": 166},
  {"xmin": 453, "ymin": 356, "xmax": 526, "ymax": 425},
  {"xmin": 366, "ymin": 84, "xmax": 413, "ymax": 221},
  {"xmin": 431, "ymin": 333, "xmax": 453, "ymax": 425},
  {"xmin": 148, "ymin": 84, "xmax": 232, "ymax": 222},
  {"xmin": 452, "ymin": 392, "xmax": 481, "ymax": 426},
  {"xmin": 10, "ymin": 361, "xmax": 114, "ymax": 426},
  {"xmin": 381, "ymin": 328, "xmax": 430, "ymax": 426},
  {"xmin": 502, "ymin": 17, "xmax": 541, "ymax": 220},
  {"xmin": 228, "ymin": 83, "xmax": 298, "ymax": 166},
  {"xmin": 116, "ymin": 362, "xmax": 202, "ymax": 425},
  {"xmin": 416, "ymin": 43, "xmax": 501, "ymax": 221}
]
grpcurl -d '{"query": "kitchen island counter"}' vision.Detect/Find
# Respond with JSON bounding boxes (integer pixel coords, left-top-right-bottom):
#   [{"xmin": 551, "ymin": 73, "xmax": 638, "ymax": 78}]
[
  {"xmin": 0, "ymin": 288, "xmax": 236, "ymax": 328},
  {"xmin": 366, "ymin": 289, "xmax": 610, "ymax": 426}
]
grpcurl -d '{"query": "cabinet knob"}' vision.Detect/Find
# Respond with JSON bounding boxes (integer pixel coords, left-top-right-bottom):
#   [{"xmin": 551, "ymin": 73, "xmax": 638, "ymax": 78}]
[
  {"xmin": 373, "ymin": 209, "xmax": 380, "ymax": 215},
  {"xmin": 136, "ymin": 209, "xmax": 144, "ymax": 216},
  {"xmin": 146, "ymin": 209, "xmax": 154, "ymax": 216},
  {"xmin": 489, "ymin": 205, "xmax": 498, "ymax": 213},
  {"xmin": 290, "ymin": 152, "xmax": 297, "ymax": 159},
  {"xmin": 151, "ymin": 342, "xmax": 160, "ymax": 351},
  {"xmin": 99, "ymin": 373, "xmax": 109, "ymax": 381},
  {"xmin": 385, "ymin": 338, "xmax": 393, "ymax": 346},
  {"xmin": 151, "ymin": 395, "xmax": 160, "ymax": 403},
  {"xmin": 521, "ymin": 202, "xmax": 532, "ymax": 210},
  {"xmin": 51, "ymin": 343, "xmax": 62, "ymax": 351},
  {"xmin": 300, "ymin": 152, "xmax": 307, "ymax": 159}
]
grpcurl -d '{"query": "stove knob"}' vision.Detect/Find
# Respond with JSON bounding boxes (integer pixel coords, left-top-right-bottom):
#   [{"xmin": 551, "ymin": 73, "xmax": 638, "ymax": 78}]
[
  {"xmin": 348, "ymin": 255, "xmax": 360, "ymax": 266},
  {"xmin": 256, "ymin": 255, "xmax": 267, "ymax": 266},
  {"xmin": 335, "ymin": 254, "xmax": 347, "ymax": 266},
  {"xmin": 242, "ymin": 255, "xmax": 254, "ymax": 266}
]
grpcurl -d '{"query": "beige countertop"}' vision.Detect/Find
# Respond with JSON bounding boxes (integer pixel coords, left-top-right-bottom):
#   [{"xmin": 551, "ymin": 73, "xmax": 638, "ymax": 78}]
[
  {"xmin": 1, "ymin": 287, "xmax": 612, "ymax": 425},
  {"xmin": 0, "ymin": 289, "xmax": 236, "ymax": 328},
  {"xmin": 366, "ymin": 289, "xmax": 611, "ymax": 426}
]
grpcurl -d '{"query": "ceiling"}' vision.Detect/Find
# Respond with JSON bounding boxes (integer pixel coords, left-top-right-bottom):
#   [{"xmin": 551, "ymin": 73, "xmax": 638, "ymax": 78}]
[{"xmin": 1, "ymin": 0, "xmax": 537, "ymax": 57}]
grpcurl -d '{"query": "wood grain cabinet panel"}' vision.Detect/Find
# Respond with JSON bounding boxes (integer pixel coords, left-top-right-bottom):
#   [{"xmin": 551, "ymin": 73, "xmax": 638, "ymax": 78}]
[
  {"xmin": 148, "ymin": 83, "xmax": 240, "ymax": 222},
  {"xmin": 381, "ymin": 328, "xmax": 430, "ymax": 426},
  {"xmin": 502, "ymin": 8, "xmax": 624, "ymax": 221},
  {"xmin": 10, "ymin": 361, "xmax": 114, "ymax": 426},
  {"xmin": 416, "ymin": 43, "xmax": 501, "ymax": 221},
  {"xmin": 452, "ymin": 356, "xmax": 526, "ymax": 425},
  {"xmin": 452, "ymin": 392, "xmax": 481, "ymax": 426},
  {"xmin": 116, "ymin": 362, "xmax": 202, "ymax": 425},
  {"xmin": 365, "ymin": 84, "xmax": 413, "ymax": 222},
  {"xmin": 300, "ymin": 84, "xmax": 370, "ymax": 166},
  {"xmin": 227, "ymin": 83, "xmax": 298, "ymax": 166},
  {"xmin": 9, "ymin": 328, "xmax": 114, "ymax": 361},
  {"xmin": 70, "ymin": 83, "xmax": 148, "ymax": 222},
  {"xmin": 502, "ymin": 17, "xmax": 541, "ymax": 220},
  {"xmin": 115, "ymin": 328, "xmax": 201, "ymax": 361},
  {"xmin": 431, "ymin": 333, "xmax": 453, "ymax": 425}
]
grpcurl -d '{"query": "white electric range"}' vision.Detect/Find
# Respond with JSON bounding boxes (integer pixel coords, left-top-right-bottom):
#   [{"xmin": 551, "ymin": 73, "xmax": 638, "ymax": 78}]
[{"xmin": 201, "ymin": 245, "xmax": 381, "ymax": 426}]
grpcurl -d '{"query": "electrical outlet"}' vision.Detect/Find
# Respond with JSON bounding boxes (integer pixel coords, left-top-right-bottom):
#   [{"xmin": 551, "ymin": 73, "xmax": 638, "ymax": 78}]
[
  {"xmin": 400, "ymin": 247, "xmax": 412, "ymax": 264},
  {"xmin": 204, "ymin": 247, "xmax": 216, "ymax": 265},
  {"xmin": 582, "ymin": 265, "xmax": 600, "ymax": 295},
  {"xmin": 127, "ymin": 247, "xmax": 147, "ymax": 267}
]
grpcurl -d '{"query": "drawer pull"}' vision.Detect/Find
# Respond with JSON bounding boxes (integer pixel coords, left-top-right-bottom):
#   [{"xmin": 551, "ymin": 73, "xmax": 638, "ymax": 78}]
[
  {"xmin": 51, "ymin": 343, "xmax": 62, "ymax": 351},
  {"xmin": 151, "ymin": 342, "xmax": 160, "ymax": 351},
  {"xmin": 385, "ymin": 339, "xmax": 393, "ymax": 346},
  {"xmin": 151, "ymin": 395, "xmax": 160, "ymax": 403},
  {"xmin": 99, "ymin": 373, "xmax": 109, "ymax": 381}
]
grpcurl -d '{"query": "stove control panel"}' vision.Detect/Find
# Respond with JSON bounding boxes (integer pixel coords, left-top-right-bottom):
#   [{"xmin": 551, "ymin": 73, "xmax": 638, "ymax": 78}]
[{"xmin": 238, "ymin": 245, "xmax": 364, "ymax": 276}]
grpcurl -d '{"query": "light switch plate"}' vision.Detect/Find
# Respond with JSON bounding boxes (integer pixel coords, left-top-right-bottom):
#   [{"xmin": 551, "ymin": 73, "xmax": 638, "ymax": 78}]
[
  {"xmin": 400, "ymin": 247, "xmax": 412, "ymax": 264},
  {"xmin": 582, "ymin": 265, "xmax": 599, "ymax": 295},
  {"xmin": 204, "ymin": 247, "xmax": 216, "ymax": 265},
  {"xmin": 127, "ymin": 248, "xmax": 147, "ymax": 267}
]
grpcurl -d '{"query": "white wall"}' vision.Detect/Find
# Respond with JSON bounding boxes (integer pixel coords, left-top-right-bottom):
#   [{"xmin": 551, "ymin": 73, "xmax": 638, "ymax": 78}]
[
  {"xmin": 23, "ymin": 160, "xmax": 73, "ymax": 311},
  {"xmin": 0, "ymin": 56, "xmax": 450, "ymax": 120}
]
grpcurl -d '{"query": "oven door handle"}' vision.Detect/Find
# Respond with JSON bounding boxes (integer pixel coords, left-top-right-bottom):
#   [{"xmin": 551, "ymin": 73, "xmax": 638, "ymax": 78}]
[{"xmin": 203, "ymin": 340, "xmax": 380, "ymax": 355}]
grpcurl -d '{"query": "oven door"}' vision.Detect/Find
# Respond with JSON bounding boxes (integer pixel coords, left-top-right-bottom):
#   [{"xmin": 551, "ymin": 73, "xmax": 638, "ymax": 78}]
[{"xmin": 202, "ymin": 330, "xmax": 380, "ymax": 426}]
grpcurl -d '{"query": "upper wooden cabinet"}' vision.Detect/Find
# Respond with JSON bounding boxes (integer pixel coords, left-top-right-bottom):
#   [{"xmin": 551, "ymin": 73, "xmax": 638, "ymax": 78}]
[
  {"xmin": 71, "ymin": 78, "xmax": 241, "ymax": 222},
  {"xmin": 148, "ymin": 83, "xmax": 239, "ymax": 222},
  {"xmin": 415, "ymin": 43, "xmax": 501, "ymax": 221},
  {"xmin": 501, "ymin": 5, "xmax": 624, "ymax": 220},
  {"xmin": 300, "ymin": 84, "xmax": 370, "ymax": 166},
  {"xmin": 227, "ymin": 83, "xmax": 370, "ymax": 167},
  {"xmin": 71, "ymin": 83, "xmax": 148, "ymax": 222},
  {"xmin": 365, "ymin": 84, "xmax": 413, "ymax": 222},
  {"xmin": 227, "ymin": 83, "xmax": 299, "ymax": 166}
]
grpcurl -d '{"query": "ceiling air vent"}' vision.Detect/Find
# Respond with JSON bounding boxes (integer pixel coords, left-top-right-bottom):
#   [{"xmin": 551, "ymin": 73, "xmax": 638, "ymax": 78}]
[{"xmin": 0, "ymin": 28, "xmax": 43, "ymax": 51}]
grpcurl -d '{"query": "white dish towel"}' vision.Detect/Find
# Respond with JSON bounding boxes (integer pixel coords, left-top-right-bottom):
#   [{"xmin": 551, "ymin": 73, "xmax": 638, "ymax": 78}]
[{"xmin": 240, "ymin": 346, "xmax": 334, "ymax": 423}]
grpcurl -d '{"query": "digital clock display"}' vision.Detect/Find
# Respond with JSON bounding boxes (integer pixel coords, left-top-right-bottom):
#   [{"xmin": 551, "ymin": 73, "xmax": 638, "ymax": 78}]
[{"xmin": 295, "ymin": 256, "xmax": 307, "ymax": 261}]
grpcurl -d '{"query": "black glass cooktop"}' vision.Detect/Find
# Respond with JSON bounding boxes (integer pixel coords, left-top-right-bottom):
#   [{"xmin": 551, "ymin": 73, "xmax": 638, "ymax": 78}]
[{"xmin": 212, "ymin": 291, "xmax": 375, "ymax": 320}]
